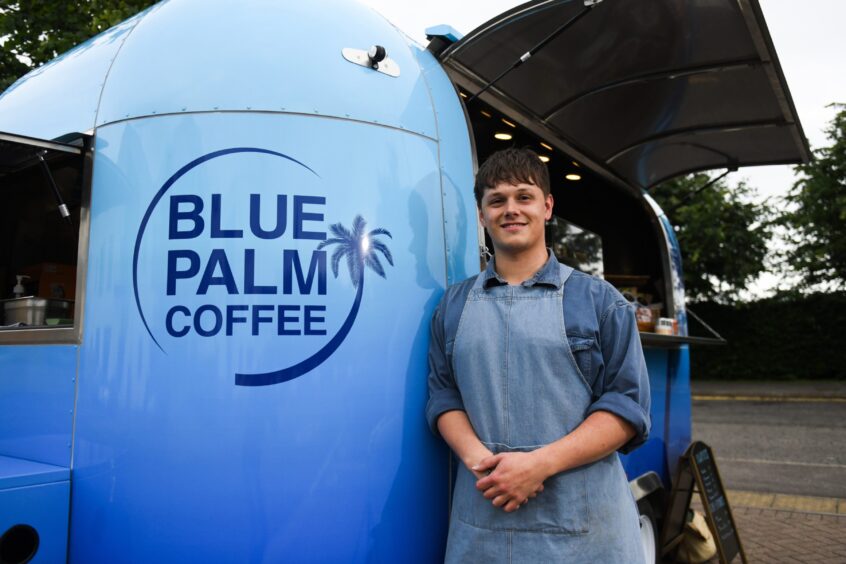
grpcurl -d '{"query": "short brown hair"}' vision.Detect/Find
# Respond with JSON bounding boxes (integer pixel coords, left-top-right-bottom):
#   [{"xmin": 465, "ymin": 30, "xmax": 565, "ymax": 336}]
[{"xmin": 474, "ymin": 148, "xmax": 550, "ymax": 206}]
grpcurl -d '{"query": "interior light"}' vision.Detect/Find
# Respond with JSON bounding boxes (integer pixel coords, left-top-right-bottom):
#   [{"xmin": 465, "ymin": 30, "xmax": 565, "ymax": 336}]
[
  {"xmin": 480, "ymin": 110, "xmax": 492, "ymax": 118},
  {"xmin": 501, "ymin": 118, "xmax": 516, "ymax": 128},
  {"xmin": 540, "ymin": 142, "xmax": 553, "ymax": 151},
  {"xmin": 565, "ymin": 173, "xmax": 581, "ymax": 181},
  {"xmin": 459, "ymin": 91, "xmax": 467, "ymax": 98},
  {"xmin": 572, "ymin": 161, "xmax": 581, "ymax": 167},
  {"xmin": 494, "ymin": 132, "xmax": 513, "ymax": 141},
  {"xmin": 539, "ymin": 155, "xmax": 550, "ymax": 163}
]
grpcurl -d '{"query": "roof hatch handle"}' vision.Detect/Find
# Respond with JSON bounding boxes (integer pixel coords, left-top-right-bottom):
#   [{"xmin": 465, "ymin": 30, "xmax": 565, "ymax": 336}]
[{"xmin": 342, "ymin": 45, "xmax": 400, "ymax": 77}]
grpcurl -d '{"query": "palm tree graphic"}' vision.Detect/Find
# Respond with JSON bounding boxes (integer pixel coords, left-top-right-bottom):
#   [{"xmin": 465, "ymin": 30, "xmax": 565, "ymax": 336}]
[
  {"xmin": 320, "ymin": 215, "xmax": 394, "ymax": 288},
  {"xmin": 235, "ymin": 215, "xmax": 392, "ymax": 386}
]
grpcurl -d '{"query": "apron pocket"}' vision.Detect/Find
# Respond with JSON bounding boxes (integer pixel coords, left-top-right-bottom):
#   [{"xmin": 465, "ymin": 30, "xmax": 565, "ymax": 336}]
[
  {"xmin": 567, "ymin": 336, "xmax": 593, "ymax": 384},
  {"xmin": 452, "ymin": 455, "xmax": 590, "ymax": 535}
]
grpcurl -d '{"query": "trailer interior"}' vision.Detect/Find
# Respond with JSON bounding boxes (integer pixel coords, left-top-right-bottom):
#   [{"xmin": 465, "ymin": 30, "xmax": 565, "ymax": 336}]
[
  {"xmin": 465, "ymin": 95, "xmax": 672, "ymax": 325},
  {"xmin": 0, "ymin": 132, "xmax": 89, "ymax": 340},
  {"xmin": 432, "ymin": 0, "xmax": 810, "ymax": 339}
]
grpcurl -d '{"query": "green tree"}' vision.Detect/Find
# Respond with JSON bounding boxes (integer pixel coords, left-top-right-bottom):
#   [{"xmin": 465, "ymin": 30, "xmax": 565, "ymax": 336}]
[
  {"xmin": 650, "ymin": 173, "xmax": 773, "ymax": 302},
  {"xmin": 779, "ymin": 104, "xmax": 846, "ymax": 291},
  {"xmin": 0, "ymin": 0, "xmax": 157, "ymax": 92}
]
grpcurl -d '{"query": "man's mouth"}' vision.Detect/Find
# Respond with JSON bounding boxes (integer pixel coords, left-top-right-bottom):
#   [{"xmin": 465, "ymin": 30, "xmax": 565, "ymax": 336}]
[{"xmin": 501, "ymin": 222, "xmax": 527, "ymax": 231}]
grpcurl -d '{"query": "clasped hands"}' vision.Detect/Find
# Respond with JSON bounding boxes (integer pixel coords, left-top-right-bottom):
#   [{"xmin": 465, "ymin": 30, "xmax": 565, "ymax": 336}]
[{"xmin": 471, "ymin": 451, "xmax": 548, "ymax": 513}]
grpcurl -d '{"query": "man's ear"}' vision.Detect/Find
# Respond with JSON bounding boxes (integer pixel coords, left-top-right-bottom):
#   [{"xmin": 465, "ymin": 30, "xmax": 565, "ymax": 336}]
[
  {"xmin": 478, "ymin": 205, "xmax": 486, "ymax": 227},
  {"xmin": 544, "ymin": 193, "xmax": 554, "ymax": 221}
]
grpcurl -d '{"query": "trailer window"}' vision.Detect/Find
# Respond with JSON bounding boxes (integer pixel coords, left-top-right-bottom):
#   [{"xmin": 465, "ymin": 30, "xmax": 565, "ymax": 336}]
[{"xmin": 0, "ymin": 132, "xmax": 89, "ymax": 343}]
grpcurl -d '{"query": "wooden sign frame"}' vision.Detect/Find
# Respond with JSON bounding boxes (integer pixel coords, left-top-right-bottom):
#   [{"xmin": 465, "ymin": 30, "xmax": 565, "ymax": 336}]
[{"xmin": 661, "ymin": 441, "xmax": 748, "ymax": 564}]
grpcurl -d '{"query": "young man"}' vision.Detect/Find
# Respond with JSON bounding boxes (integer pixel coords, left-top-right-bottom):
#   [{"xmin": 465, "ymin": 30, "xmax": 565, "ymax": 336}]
[{"xmin": 426, "ymin": 148, "xmax": 651, "ymax": 563}]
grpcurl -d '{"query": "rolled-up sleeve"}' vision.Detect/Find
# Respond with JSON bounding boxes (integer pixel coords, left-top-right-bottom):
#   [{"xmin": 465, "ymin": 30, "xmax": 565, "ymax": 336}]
[
  {"xmin": 425, "ymin": 299, "xmax": 465, "ymax": 435},
  {"xmin": 587, "ymin": 299, "xmax": 651, "ymax": 454}
]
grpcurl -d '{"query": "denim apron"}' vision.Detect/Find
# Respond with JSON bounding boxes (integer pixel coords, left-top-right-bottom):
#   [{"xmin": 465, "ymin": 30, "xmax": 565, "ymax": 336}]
[{"xmin": 444, "ymin": 264, "xmax": 645, "ymax": 563}]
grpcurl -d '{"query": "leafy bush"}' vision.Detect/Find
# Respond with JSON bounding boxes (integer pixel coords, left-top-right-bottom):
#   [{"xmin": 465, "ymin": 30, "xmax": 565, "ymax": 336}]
[{"xmin": 689, "ymin": 292, "xmax": 846, "ymax": 380}]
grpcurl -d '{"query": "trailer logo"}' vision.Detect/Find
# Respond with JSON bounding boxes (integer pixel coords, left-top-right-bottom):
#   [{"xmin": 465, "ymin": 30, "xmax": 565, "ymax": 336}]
[{"xmin": 132, "ymin": 148, "xmax": 393, "ymax": 386}]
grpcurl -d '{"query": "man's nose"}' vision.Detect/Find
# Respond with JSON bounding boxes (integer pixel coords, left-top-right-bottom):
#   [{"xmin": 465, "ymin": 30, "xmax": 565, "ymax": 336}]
[{"xmin": 503, "ymin": 198, "xmax": 519, "ymax": 215}]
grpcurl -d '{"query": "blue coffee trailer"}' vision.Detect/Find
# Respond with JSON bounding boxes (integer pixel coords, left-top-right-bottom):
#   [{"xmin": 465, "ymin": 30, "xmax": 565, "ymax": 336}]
[{"xmin": 0, "ymin": 0, "xmax": 808, "ymax": 562}]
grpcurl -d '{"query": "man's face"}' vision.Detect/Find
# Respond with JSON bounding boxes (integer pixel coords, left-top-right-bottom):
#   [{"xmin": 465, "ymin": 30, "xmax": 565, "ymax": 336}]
[{"xmin": 479, "ymin": 180, "xmax": 553, "ymax": 256}]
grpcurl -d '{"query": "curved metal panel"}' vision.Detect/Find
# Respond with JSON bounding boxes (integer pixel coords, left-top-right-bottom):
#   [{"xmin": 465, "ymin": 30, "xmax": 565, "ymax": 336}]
[
  {"xmin": 71, "ymin": 112, "xmax": 449, "ymax": 562},
  {"xmin": 95, "ymin": 0, "xmax": 437, "ymax": 138},
  {"xmin": 412, "ymin": 45, "xmax": 479, "ymax": 286},
  {"xmin": 0, "ymin": 480, "xmax": 70, "ymax": 564},
  {"xmin": 0, "ymin": 346, "xmax": 76, "ymax": 467},
  {"xmin": 643, "ymin": 192, "xmax": 688, "ymax": 336},
  {"xmin": 665, "ymin": 346, "xmax": 692, "ymax": 480},
  {"xmin": 621, "ymin": 349, "xmax": 670, "ymax": 486},
  {"xmin": 0, "ymin": 7, "xmax": 152, "ymax": 140}
]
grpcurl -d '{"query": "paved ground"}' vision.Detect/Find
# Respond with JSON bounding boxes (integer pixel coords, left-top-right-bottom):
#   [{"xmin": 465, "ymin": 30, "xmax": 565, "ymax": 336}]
[
  {"xmin": 690, "ymin": 496, "xmax": 846, "ymax": 563},
  {"xmin": 687, "ymin": 381, "xmax": 846, "ymax": 563},
  {"xmin": 692, "ymin": 396, "xmax": 846, "ymax": 498}
]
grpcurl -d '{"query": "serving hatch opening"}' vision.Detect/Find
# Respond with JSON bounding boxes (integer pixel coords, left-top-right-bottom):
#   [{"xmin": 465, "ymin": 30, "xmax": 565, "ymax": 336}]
[
  {"xmin": 0, "ymin": 131, "xmax": 90, "ymax": 343},
  {"xmin": 435, "ymin": 0, "xmax": 809, "ymax": 342}
]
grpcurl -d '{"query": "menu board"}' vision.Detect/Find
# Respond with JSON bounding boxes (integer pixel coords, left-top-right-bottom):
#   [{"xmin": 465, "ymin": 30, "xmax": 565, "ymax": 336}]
[{"xmin": 662, "ymin": 441, "xmax": 747, "ymax": 563}]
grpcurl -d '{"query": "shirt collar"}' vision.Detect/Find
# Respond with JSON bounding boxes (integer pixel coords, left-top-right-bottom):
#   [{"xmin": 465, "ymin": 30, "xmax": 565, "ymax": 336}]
[{"xmin": 482, "ymin": 249, "xmax": 563, "ymax": 289}]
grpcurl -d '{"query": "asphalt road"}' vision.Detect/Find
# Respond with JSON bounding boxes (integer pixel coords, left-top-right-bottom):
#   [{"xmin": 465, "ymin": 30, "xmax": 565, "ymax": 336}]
[{"xmin": 691, "ymin": 398, "xmax": 846, "ymax": 499}]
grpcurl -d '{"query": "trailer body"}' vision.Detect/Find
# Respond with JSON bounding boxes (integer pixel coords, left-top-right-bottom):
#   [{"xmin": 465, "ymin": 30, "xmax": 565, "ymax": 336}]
[{"xmin": 0, "ymin": 1, "xmax": 808, "ymax": 562}]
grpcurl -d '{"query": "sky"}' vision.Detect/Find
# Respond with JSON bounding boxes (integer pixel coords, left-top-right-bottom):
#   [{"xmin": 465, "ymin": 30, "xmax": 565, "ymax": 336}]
[{"xmin": 359, "ymin": 0, "xmax": 846, "ymax": 296}]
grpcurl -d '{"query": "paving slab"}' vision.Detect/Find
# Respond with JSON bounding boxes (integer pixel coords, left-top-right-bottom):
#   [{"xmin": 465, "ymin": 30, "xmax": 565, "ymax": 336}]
[
  {"xmin": 687, "ymin": 490, "xmax": 846, "ymax": 563},
  {"xmin": 731, "ymin": 506, "xmax": 846, "ymax": 563}
]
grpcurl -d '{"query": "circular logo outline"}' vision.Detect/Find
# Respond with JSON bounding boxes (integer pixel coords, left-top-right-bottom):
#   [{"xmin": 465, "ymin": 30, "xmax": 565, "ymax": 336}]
[{"xmin": 132, "ymin": 147, "xmax": 319, "ymax": 353}]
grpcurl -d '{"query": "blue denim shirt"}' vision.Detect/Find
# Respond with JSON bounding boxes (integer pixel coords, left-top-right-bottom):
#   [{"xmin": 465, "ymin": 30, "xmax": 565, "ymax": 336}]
[{"xmin": 426, "ymin": 252, "xmax": 651, "ymax": 453}]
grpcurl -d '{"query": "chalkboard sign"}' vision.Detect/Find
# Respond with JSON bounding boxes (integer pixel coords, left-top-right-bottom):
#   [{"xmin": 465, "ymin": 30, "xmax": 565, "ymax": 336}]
[{"xmin": 661, "ymin": 441, "xmax": 747, "ymax": 564}]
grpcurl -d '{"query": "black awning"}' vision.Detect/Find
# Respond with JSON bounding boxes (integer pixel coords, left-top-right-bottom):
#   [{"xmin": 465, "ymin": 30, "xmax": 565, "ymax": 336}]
[{"xmin": 438, "ymin": 0, "xmax": 810, "ymax": 190}]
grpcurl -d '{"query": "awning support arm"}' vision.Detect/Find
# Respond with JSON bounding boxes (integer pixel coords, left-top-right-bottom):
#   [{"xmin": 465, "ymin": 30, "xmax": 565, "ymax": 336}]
[
  {"xmin": 685, "ymin": 306, "xmax": 727, "ymax": 343},
  {"xmin": 466, "ymin": 0, "xmax": 602, "ymax": 104},
  {"xmin": 666, "ymin": 166, "xmax": 736, "ymax": 215},
  {"xmin": 36, "ymin": 150, "xmax": 74, "ymax": 229}
]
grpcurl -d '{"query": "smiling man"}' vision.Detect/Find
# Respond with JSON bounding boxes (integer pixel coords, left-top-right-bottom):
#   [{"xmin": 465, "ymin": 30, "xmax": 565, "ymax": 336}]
[{"xmin": 426, "ymin": 148, "xmax": 651, "ymax": 563}]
